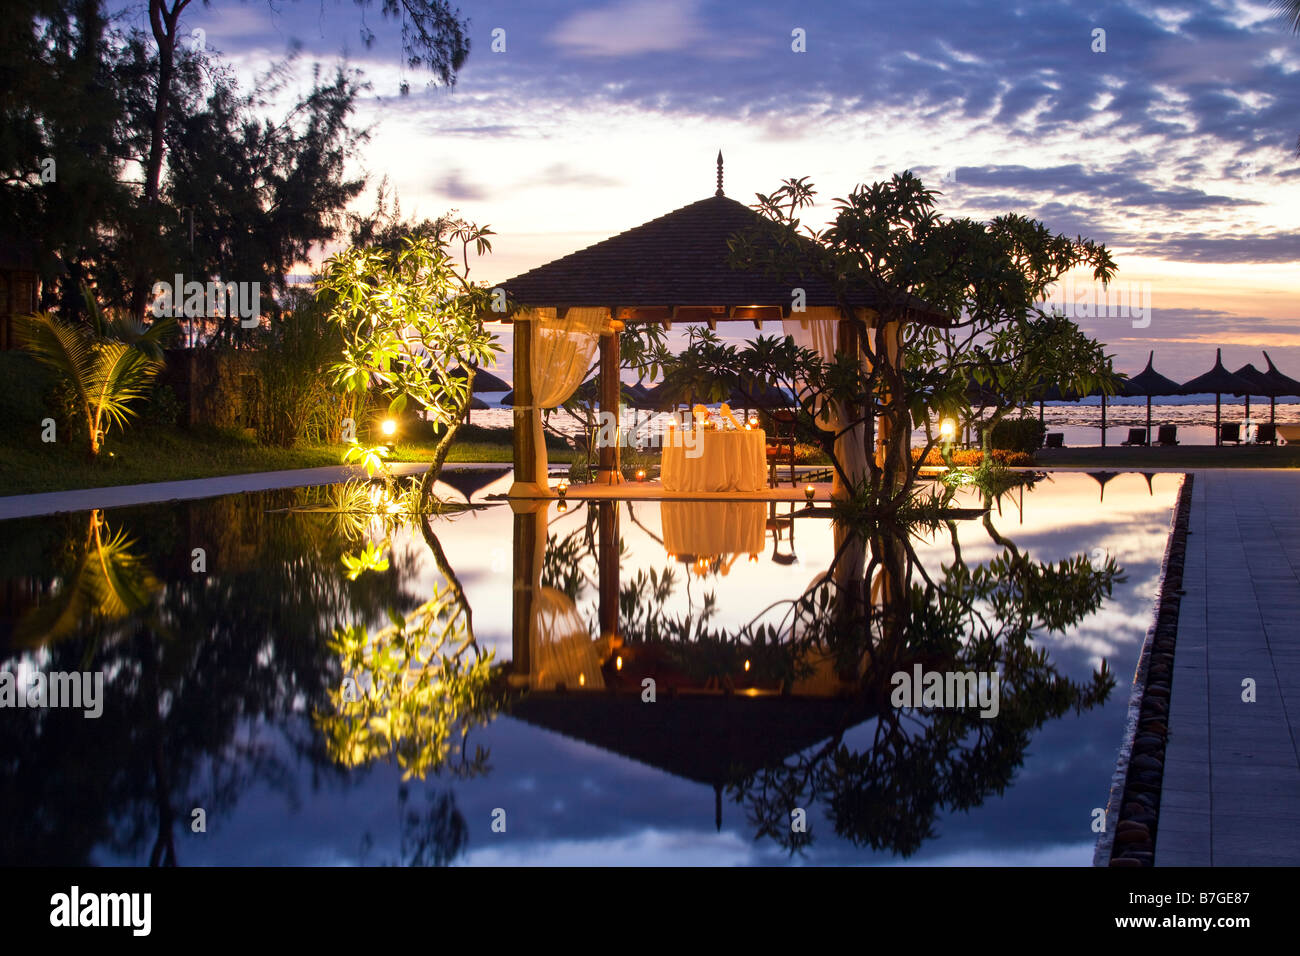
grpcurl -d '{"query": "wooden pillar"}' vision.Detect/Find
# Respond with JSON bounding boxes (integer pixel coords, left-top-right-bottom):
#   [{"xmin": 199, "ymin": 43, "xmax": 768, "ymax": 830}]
[
  {"xmin": 510, "ymin": 499, "xmax": 547, "ymax": 685},
  {"xmin": 598, "ymin": 501, "xmax": 620, "ymax": 638},
  {"xmin": 598, "ymin": 324, "xmax": 622, "ymax": 484},
  {"xmin": 510, "ymin": 316, "xmax": 538, "ymax": 493}
]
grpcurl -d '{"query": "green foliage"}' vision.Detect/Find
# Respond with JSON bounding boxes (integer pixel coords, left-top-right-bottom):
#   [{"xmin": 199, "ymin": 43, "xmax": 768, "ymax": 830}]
[
  {"xmin": 728, "ymin": 170, "xmax": 1120, "ymax": 501},
  {"xmin": 319, "ymin": 225, "xmax": 503, "ymax": 505},
  {"xmin": 318, "ymin": 586, "xmax": 499, "ymax": 781},
  {"xmin": 16, "ymin": 291, "xmax": 177, "ymax": 456},
  {"xmin": 319, "ymin": 230, "xmax": 500, "ymax": 424},
  {"xmin": 988, "ymin": 416, "xmax": 1046, "ymax": 453},
  {"xmin": 142, "ymin": 382, "xmax": 181, "ymax": 428},
  {"xmin": 254, "ymin": 293, "xmax": 349, "ymax": 447},
  {"xmin": 160, "ymin": 60, "xmax": 370, "ymax": 338}
]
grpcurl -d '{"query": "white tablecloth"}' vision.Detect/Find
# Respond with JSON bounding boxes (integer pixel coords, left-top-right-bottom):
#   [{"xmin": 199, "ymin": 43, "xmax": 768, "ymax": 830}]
[{"xmin": 661, "ymin": 429, "xmax": 767, "ymax": 492}]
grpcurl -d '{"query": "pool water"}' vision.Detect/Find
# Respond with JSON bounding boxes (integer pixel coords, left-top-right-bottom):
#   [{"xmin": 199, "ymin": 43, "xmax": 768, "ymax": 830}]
[{"xmin": 0, "ymin": 470, "xmax": 1179, "ymax": 866}]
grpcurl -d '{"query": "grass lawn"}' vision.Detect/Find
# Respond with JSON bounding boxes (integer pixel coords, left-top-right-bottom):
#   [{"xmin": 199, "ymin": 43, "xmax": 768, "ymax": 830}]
[
  {"xmin": 0, "ymin": 352, "xmax": 572, "ymax": 497},
  {"xmin": 0, "ymin": 424, "xmax": 568, "ymax": 497}
]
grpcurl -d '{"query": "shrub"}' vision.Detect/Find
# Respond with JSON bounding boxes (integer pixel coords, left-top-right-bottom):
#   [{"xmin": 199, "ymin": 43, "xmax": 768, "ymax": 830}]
[
  {"xmin": 988, "ymin": 416, "xmax": 1046, "ymax": 453},
  {"xmin": 255, "ymin": 294, "xmax": 347, "ymax": 447},
  {"xmin": 912, "ymin": 447, "xmax": 1034, "ymax": 467},
  {"xmin": 143, "ymin": 383, "xmax": 182, "ymax": 428}
]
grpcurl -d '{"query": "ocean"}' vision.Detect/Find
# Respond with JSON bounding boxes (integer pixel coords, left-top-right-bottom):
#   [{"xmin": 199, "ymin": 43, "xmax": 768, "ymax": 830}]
[{"xmin": 462, "ymin": 395, "xmax": 1300, "ymax": 449}]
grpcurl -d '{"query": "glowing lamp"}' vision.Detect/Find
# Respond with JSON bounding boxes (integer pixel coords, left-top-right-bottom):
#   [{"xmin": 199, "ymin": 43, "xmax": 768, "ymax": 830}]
[
  {"xmin": 556, "ymin": 480, "xmax": 568, "ymax": 498},
  {"xmin": 804, "ymin": 484, "xmax": 815, "ymax": 502},
  {"xmin": 578, "ymin": 673, "xmax": 586, "ymax": 687},
  {"xmin": 556, "ymin": 500, "xmax": 569, "ymax": 513},
  {"xmin": 635, "ymin": 469, "xmax": 646, "ymax": 482},
  {"xmin": 940, "ymin": 417, "xmax": 956, "ymax": 441},
  {"xmin": 615, "ymin": 656, "xmax": 623, "ymax": 671},
  {"xmin": 381, "ymin": 418, "xmax": 398, "ymax": 438}
]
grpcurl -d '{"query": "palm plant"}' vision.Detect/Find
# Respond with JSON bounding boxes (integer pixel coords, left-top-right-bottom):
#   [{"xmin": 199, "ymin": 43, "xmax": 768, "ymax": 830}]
[{"xmin": 17, "ymin": 285, "xmax": 177, "ymax": 456}]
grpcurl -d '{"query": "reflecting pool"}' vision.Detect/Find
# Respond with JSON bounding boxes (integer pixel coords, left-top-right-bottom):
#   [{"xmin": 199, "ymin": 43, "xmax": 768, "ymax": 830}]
[{"xmin": 0, "ymin": 469, "xmax": 1180, "ymax": 865}]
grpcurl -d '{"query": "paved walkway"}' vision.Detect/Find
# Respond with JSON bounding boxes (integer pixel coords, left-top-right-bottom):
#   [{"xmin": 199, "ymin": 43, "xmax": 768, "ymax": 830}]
[
  {"xmin": 0, "ymin": 462, "xmax": 511, "ymax": 520},
  {"xmin": 1156, "ymin": 470, "xmax": 1300, "ymax": 865}
]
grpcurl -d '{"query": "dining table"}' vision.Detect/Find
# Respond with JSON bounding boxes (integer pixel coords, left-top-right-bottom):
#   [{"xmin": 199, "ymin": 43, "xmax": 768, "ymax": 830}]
[{"xmin": 660, "ymin": 427, "xmax": 767, "ymax": 493}]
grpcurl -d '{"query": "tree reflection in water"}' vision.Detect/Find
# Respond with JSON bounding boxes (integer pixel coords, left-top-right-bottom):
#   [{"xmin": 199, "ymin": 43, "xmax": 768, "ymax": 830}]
[
  {"xmin": 0, "ymin": 465, "xmax": 1125, "ymax": 865},
  {"xmin": 519, "ymin": 469, "xmax": 1120, "ymax": 858},
  {"xmin": 0, "ymin": 486, "xmax": 454, "ymax": 866}
]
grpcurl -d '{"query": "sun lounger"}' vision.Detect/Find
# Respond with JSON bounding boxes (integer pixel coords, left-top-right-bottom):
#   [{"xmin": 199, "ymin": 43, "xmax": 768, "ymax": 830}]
[
  {"xmin": 1219, "ymin": 423, "xmax": 1242, "ymax": 445},
  {"xmin": 1045, "ymin": 433, "xmax": 1064, "ymax": 448},
  {"xmin": 1253, "ymin": 423, "xmax": 1276, "ymax": 445},
  {"xmin": 1275, "ymin": 424, "xmax": 1300, "ymax": 445},
  {"xmin": 1121, "ymin": 428, "xmax": 1148, "ymax": 446},
  {"xmin": 1156, "ymin": 425, "xmax": 1178, "ymax": 446}
]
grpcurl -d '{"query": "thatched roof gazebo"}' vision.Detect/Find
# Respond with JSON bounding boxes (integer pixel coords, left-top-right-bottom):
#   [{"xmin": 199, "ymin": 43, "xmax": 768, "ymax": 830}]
[{"xmin": 495, "ymin": 154, "xmax": 950, "ymax": 497}]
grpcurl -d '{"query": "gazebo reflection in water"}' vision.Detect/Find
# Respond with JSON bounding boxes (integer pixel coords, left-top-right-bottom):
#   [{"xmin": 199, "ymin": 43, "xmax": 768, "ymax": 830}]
[{"xmin": 503, "ymin": 497, "xmax": 932, "ymax": 829}]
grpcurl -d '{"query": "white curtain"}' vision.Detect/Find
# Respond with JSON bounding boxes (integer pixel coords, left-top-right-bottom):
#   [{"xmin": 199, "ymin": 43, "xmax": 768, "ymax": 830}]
[
  {"xmin": 531, "ymin": 586, "xmax": 606, "ymax": 690},
  {"xmin": 782, "ymin": 307, "xmax": 870, "ymax": 496},
  {"xmin": 512, "ymin": 306, "xmax": 607, "ymax": 496}
]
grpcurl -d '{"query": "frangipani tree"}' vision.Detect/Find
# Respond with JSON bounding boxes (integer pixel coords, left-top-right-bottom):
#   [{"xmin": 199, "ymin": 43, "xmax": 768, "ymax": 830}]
[
  {"xmin": 318, "ymin": 224, "xmax": 502, "ymax": 508},
  {"xmin": 728, "ymin": 172, "xmax": 1118, "ymax": 502}
]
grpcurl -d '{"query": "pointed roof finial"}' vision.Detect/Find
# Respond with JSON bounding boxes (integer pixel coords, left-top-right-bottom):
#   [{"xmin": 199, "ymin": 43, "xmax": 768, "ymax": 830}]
[{"xmin": 715, "ymin": 150, "xmax": 724, "ymax": 197}]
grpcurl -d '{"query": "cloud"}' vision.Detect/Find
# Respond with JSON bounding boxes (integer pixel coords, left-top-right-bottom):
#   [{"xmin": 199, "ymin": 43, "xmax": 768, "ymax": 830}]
[
  {"xmin": 517, "ymin": 163, "xmax": 622, "ymax": 189},
  {"xmin": 1129, "ymin": 231, "xmax": 1300, "ymax": 262},
  {"xmin": 433, "ymin": 169, "xmax": 490, "ymax": 201},
  {"xmin": 549, "ymin": 0, "xmax": 708, "ymax": 57}
]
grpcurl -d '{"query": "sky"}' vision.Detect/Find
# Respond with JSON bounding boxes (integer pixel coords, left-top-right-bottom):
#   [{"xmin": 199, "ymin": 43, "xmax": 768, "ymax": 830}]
[{"xmin": 108, "ymin": 0, "xmax": 1300, "ymax": 383}]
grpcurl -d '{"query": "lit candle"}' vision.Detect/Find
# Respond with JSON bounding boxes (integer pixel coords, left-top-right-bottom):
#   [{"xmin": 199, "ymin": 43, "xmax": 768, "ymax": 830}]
[
  {"xmin": 804, "ymin": 484, "xmax": 815, "ymax": 502},
  {"xmin": 636, "ymin": 468, "xmax": 646, "ymax": 482}
]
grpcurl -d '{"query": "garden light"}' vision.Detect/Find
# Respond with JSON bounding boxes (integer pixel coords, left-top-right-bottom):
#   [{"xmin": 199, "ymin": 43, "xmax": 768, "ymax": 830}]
[
  {"xmin": 381, "ymin": 418, "xmax": 397, "ymax": 438},
  {"xmin": 940, "ymin": 417, "xmax": 956, "ymax": 441}
]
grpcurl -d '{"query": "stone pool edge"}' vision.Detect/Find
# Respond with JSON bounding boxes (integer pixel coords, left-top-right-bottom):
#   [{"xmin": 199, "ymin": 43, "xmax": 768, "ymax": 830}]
[{"xmin": 1092, "ymin": 472, "xmax": 1194, "ymax": 867}]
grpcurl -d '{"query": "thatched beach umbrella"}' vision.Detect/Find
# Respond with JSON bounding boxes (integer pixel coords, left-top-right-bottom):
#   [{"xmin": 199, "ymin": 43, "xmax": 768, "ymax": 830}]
[
  {"xmin": 450, "ymin": 365, "xmax": 509, "ymax": 424},
  {"xmin": 449, "ymin": 365, "xmax": 510, "ymax": 393},
  {"xmin": 1230, "ymin": 362, "xmax": 1271, "ymax": 422},
  {"xmin": 1180, "ymin": 349, "xmax": 1252, "ymax": 446},
  {"xmin": 437, "ymin": 466, "xmax": 509, "ymax": 504},
  {"xmin": 1086, "ymin": 384, "xmax": 1114, "ymax": 447},
  {"xmin": 1122, "ymin": 351, "xmax": 1182, "ymax": 444},
  {"xmin": 728, "ymin": 382, "xmax": 794, "ymax": 411},
  {"xmin": 1261, "ymin": 351, "xmax": 1300, "ymax": 425},
  {"xmin": 1087, "ymin": 470, "xmax": 1119, "ymax": 502}
]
